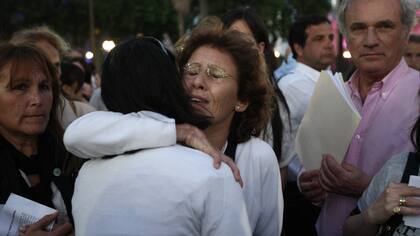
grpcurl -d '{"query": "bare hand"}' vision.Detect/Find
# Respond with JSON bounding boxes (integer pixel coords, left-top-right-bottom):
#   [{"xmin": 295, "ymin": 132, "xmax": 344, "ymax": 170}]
[
  {"xmin": 364, "ymin": 183, "xmax": 420, "ymax": 225},
  {"xmin": 19, "ymin": 212, "xmax": 73, "ymax": 236},
  {"xmin": 176, "ymin": 124, "xmax": 243, "ymax": 187},
  {"xmin": 319, "ymin": 154, "xmax": 371, "ymax": 197},
  {"xmin": 299, "ymin": 169, "xmax": 327, "ymax": 203}
]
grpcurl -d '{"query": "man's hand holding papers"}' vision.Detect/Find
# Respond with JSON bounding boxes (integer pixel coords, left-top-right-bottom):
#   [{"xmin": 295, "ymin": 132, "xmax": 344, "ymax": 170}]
[
  {"xmin": 299, "ymin": 170, "xmax": 327, "ymax": 203},
  {"xmin": 296, "ymin": 71, "xmax": 363, "ymax": 201},
  {"xmin": 319, "ymin": 154, "xmax": 372, "ymax": 197}
]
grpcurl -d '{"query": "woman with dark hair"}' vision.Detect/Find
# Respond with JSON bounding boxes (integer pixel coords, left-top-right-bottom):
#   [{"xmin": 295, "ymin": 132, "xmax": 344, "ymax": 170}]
[
  {"xmin": 67, "ymin": 57, "xmax": 93, "ymax": 101},
  {"xmin": 221, "ymin": 7, "xmax": 292, "ymax": 187},
  {"xmin": 0, "ymin": 43, "xmax": 75, "ymax": 235},
  {"xmin": 65, "ymin": 21, "xmax": 283, "ymax": 235},
  {"xmin": 68, "ymin": 37, "xmax": 251, "ymax": 236},
  {"xmin": 344, "ymin": 114, "xmax": 420, "ymax": 235},
  {"xmin": 60, "ymin": 62, "xmax": 85, "ymax": 102}
]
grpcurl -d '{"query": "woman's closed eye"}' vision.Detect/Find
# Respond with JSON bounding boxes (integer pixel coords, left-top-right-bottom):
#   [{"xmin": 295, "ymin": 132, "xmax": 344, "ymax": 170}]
[
  {"xmin": 184, "ymin": 63, "xmax": 201, "ymax": 76},
  {"xmin": 207, "ymin": 65, "xmax": 232, "ymax": 80}
]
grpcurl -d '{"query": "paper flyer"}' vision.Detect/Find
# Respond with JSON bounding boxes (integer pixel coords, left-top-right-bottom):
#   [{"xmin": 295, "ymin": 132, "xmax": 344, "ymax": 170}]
[{"xmin": 0, "ymin": 194, "xmax": 56, "ymax": 236}]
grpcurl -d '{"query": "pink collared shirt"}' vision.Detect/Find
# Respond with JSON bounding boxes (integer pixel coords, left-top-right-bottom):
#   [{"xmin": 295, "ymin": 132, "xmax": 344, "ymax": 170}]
[{"xmin": 316, "ymin": 59, "xmax": 420, "ymax": 236}]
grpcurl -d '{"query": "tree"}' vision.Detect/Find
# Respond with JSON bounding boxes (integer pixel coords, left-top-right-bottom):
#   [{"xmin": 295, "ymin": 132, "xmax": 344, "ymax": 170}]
[
  {"xmin": 0, "ymin": 0, "xmax": 177, "ymax": 46},
  {"xmin": 172, "ymin": 0, "xmax": 192, "ymax": 37},
  {"xmin": 0, "ymin": 0, "xmax": 331, "ymax": 49},
  {"xmin": 186, "ymin": 0, "xmax": 331, "ymax": 39}
]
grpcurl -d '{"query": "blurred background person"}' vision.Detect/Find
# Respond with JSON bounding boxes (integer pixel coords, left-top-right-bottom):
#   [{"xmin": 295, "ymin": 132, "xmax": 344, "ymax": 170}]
[
  {"xmin": 274, "ymin": 47, "xmax": 297, "ymax": 81},
  {"xmin": 277, "ymin": 14, "xmax": 336, "ymax": 236},
  {"xmin": 405, "ymin": 34, "xmax": 420, "ymax": 71},
  {"xmin": 60, "ymin": 62, "xmax": 85, "ymax": 102},
  {"xmin": 88, "ymin": 64, "xmax": 107, "ymax": 111},
  {"xmin": 68, "ymin": 56, "xmax": 94, "ymax": 102}
]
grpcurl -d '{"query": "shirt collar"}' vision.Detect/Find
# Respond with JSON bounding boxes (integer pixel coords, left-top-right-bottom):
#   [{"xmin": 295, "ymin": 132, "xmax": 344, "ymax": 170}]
[
  {"xmin": 348, "ymin": 59, "xmax": 410, "ymax": 100},
  {"xmin": 294, "ymin": 62, "xmax": 321, "ymax": 83}
]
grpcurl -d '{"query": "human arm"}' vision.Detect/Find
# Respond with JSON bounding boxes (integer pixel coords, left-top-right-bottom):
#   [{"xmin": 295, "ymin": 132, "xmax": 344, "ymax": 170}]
[
  {"xmin": 343, "ymin": 183, "xmax": 420, "ymax": 236},
  {"xmin": 343, "ymin": 210, "xmax": 378, "ymax": 236},
  {"xmin": 19, "ymin": 213, "xmax": 73, "ymax": 236},
  {"xmin": 319, "ymin": 154, "xmax": 372, "ymax": 197},
  {"xmin": 64, "ymin": 111, "xmax": 243, "ymax": 184},
  {"xmin": 278, "ymin": 76, "xmax": 312, "ymax": 181},
  {"xmin": 64, "ymin": 111, "xmax": 176, "ymax": 159}
]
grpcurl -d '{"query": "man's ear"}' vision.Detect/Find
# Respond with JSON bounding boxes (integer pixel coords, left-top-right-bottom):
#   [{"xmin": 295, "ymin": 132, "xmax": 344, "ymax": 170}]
[{"xmin": 293, "ymin": 43, "xmax": 304, "ymax": 59}]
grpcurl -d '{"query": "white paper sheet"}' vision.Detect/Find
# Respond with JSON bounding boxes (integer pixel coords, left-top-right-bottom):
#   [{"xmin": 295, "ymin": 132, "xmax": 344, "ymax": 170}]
[
  {"xmin": 403, "ymin": 175, "xmax": 420, "ymax": 228},
  {"xmin": 295, "ymin": 71, "xmax": 361, "ymax": 170},
  {"xmin": 0, "ymin": 194, "xmax": 56, "ymax": 236}
]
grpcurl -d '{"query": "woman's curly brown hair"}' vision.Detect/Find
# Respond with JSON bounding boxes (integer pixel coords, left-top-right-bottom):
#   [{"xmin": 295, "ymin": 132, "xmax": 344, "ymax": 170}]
[{"xmin": 178, "ymin": 18, "xmax": 274, "ymax": 143}]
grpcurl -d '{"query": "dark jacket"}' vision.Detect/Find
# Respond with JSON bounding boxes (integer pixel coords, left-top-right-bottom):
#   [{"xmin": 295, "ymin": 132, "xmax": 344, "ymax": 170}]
[{"xmin": 0, "ymin": 132, "xmax": 76, "ymax": 221}]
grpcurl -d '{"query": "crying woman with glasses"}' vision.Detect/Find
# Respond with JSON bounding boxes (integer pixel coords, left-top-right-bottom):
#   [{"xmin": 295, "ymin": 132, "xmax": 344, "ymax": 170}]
[{"xmin": 65, "ymin": 17, "xmax": 283, "ymax": 236}]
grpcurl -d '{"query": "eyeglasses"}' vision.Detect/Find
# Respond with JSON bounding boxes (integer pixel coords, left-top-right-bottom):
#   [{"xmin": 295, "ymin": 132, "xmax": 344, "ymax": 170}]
[{"xmin": 183, "ymin": 62, "xmax": 233, "ymax": 80}]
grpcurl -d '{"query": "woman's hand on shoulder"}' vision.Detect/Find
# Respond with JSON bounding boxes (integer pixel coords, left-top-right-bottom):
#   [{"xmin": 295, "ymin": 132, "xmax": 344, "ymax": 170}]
[
  {"xmin": 176, "ymin": 123, "xmax": 243, "ymax": 187},
  {"xmin": 19, "ymin": 212, "xmax": 73, "ymax": 236}
]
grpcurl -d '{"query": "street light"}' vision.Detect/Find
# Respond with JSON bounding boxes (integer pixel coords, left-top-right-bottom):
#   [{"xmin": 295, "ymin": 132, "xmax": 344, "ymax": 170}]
[
  {"xmin": 85, "ymin": 51, "xmax": 94, "ymax": 60},
  {"xmin": 343, "ymin": 50, "xmax": 351, "ymax": 59},
  {"xmin": 102, "ymin": 40, "xmax": 116, "ymax": 52},
  {"xmin": 274, "ymin": 49, "xmax": 281, "ymax": 58}
]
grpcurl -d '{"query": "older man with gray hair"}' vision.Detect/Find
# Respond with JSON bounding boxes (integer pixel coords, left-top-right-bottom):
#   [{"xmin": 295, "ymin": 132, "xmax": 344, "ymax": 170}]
[{"xmin": 298, "ymin": 0, "xmax": 420, "ymax": 235}]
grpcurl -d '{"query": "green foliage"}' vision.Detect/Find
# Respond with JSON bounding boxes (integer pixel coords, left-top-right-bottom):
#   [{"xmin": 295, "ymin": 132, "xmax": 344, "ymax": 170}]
[
  {"xmin": 0, "ymin": 0, "xmax": 331, "ymax": 47},
  {"xmin": 187, "ymin": 0, "xmax": 331, "ymax": 39},
  {"xmin": 197, "ymin": 0, "xmax": 285, "ymax": 37},
  {"xmin": 94, "ymin": 0, "xmax": 177, "ymax": 40},
  {"xmin": 0, "ymin": 0, "xmax": 177, "ymax": 47}
]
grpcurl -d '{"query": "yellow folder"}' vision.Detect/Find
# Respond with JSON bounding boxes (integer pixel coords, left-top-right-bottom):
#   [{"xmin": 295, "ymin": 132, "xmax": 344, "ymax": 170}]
[{"xmin": 295, "ymin": 71, "xmax": 361, "ymax": 170}]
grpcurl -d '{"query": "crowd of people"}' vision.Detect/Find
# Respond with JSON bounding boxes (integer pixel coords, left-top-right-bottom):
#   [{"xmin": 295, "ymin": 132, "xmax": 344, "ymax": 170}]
[{"xmin": 0, "ymin": 0, "xmax": 419, "ymax": 235}]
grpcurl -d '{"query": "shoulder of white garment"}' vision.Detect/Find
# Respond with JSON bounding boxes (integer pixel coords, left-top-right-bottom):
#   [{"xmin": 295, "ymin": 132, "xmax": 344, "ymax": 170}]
[{"xmin": 238, "ymin": 137, "xmax": 279, "ymax": 167}]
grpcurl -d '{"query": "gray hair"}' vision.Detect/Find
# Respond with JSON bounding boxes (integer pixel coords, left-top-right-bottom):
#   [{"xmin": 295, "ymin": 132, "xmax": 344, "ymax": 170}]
[
  {"xmin": 337, "ymin": 0, "xmax": 418, "ymax": 37},
  {"xmin": 10, "ymin": 26, "xmax": 70, "ymax": 57}
]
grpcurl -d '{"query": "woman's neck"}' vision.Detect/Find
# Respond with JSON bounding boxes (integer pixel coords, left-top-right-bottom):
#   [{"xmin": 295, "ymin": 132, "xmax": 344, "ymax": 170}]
[
  {"xmin": 1, "ymin": 130, "xmax": 38, "ymax": 157},
  {"xmin": 204, "ymin": 122, "xmax": 231, "ymax": 151}
]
